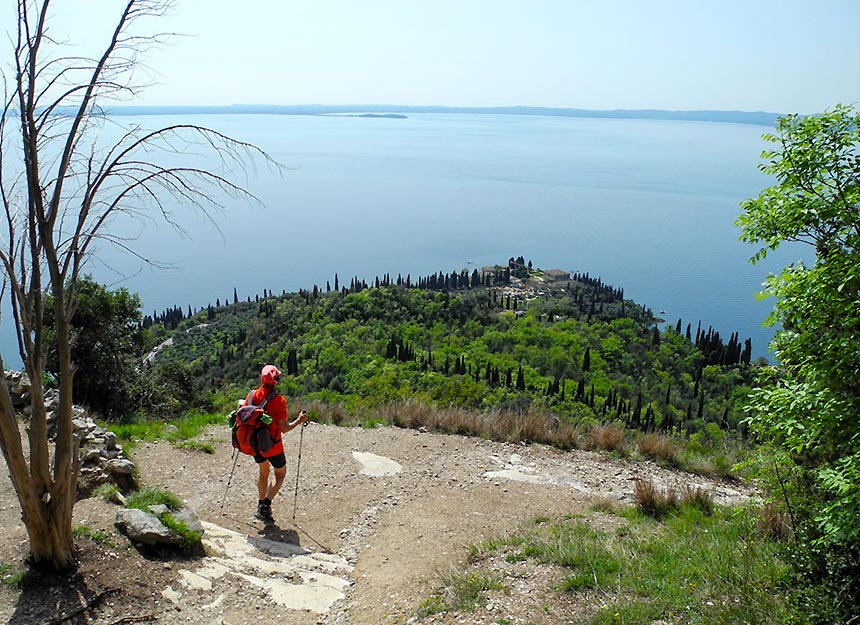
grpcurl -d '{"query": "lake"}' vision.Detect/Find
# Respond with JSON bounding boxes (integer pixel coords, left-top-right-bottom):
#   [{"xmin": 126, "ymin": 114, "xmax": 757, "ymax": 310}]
[{"xmin": 2, "ymin": 112, "xmax": 804, "ymax": 364}]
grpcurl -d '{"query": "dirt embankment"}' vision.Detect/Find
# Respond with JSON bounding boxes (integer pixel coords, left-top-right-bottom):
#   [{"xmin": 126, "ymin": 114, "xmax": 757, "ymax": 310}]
[{"xmin": 0, "ymin": 424, "xmax": 753, "ymax": 625}]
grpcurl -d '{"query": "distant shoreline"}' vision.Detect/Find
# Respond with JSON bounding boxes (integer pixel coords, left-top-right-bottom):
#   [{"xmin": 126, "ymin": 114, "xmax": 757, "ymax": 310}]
[
  {"xmin": 100, "ymin": 104, "xmax": 779, "ymax": 127},
  {"xmin": 322, "ymin": 113, "xmax": 408, "ymax": 119}
]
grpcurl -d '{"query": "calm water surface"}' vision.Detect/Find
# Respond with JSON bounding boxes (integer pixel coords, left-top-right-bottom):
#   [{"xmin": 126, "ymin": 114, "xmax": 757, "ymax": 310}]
[{"xmin": 3, "ymin": 113, "xmax": 805, "ymax": 363}]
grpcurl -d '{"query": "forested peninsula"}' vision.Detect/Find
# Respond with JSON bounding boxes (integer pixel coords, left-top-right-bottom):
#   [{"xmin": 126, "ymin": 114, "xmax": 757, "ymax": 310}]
[{"xmin": 131, "ymin": 257, "xmax": 755, "ymax": 472}]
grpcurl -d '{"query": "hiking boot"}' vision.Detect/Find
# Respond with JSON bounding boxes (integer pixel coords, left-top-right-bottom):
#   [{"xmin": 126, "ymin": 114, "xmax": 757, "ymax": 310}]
[{"xmin": 255, "ymin": 503, "xmax": 274, "ymax": 523}]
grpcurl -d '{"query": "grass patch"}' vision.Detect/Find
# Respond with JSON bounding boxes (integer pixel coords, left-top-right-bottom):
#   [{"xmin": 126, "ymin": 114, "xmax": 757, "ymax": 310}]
[
  {"xmin": 633, "ymin": 478, "xmax": 679, "ymax": 519},
  {"xmin": 360, "ymin": 416, "xmax": 387, "ymax": 429},
  {"xmin": 91, "ymin": 482, "xmax": 122, "ymax": 502},
  {"xmin": 590, "ymin": 497, "xmax": 623, "ymax": 515},
  {"xmin": 509, "ymin": 521, "xmax": 621, "ymax": 591},
  {"xmin": 173, "ymin": 439, "xmax": 215, "ymax": 454},
  {"xmin": 123, "ymin": 487, "xmax": 200, "ymax": 550},
  {"xmin": 72, "ymin": 524, "xmax": 116, "ymax": 546},
  {"xmin": 0, "ymin": 563, "xmax": 25, "ymax": 589},
  {"xmin": 158, "ymin": 513, "xmax": 202, "ymax": 546},
  {"xmin": 463, "ymin": 505, "xmax": 792, "ymax": 625},
  {"xmin": 633, "ymin": 478, "xmax": 715, "ymax": 519},
  {"xmin": 107, "ymin": 410, "xmax": 225, "ymax": 455},
  {"xmin": 417, "ymin": 567, "xmax": 504, "ymax": 616},
  {"xmin": 755, "ymin": 502, "xmax": 793, "ymax": 541},
  {"xmin": 125, "ymin": 486, "xmax": 182, "ymax": 511}
]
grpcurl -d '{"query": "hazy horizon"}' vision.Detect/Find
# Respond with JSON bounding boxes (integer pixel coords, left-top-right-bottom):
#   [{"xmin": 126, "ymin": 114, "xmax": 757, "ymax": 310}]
[{"xmin": 3, "ymin": 1, "xmax": 857, "ymax": 115}]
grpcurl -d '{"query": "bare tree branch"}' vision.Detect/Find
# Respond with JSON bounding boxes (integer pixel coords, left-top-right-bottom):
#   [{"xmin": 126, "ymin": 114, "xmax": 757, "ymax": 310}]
[{"xmin": 0, "ymin": 0, "xmax": 283, "ymax": 570}]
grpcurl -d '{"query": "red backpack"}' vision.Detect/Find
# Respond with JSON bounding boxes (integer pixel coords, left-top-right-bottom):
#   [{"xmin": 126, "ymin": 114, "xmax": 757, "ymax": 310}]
[{"xmin": 229, "ymin": 390, "xmax": 279, "ymax": 456}]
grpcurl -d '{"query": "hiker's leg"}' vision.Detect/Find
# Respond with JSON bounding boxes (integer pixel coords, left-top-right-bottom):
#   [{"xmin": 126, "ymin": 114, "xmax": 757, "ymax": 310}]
[
  {"xmin": 265, "ymin": 453, "xmax": 288, "ymax": 500},
  {"xmin": 267, "ymin": 465, "xmax": 287, "ymax": 500},
  {"xmin": 257, "ymin": 461, "xmax": 271, "ymax": 500}
]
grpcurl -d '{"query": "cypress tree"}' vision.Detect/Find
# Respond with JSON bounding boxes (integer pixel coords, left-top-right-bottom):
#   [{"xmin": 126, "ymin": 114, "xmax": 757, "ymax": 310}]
[{"xmin": 576, "ymin": 378, "xmax": 586, "ymax": 401}]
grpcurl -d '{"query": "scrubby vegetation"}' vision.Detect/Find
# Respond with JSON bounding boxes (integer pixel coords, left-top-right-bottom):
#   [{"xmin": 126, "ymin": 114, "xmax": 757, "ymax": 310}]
[{"xmin": 437, "ymin": 502, "xmax": 792, "ymax": 625}]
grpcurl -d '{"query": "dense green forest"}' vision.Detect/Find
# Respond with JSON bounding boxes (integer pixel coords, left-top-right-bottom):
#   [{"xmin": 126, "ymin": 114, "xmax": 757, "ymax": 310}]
[{"xmin": 140, "ymin": 257, "xmax": 755, "ymax": 444}]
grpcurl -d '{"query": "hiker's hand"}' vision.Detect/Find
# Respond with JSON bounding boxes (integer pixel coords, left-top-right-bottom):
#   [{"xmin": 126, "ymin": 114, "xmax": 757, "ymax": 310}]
[{"xmin": 298, "ymin": 410, "xmax": 308, "ymax": 425}]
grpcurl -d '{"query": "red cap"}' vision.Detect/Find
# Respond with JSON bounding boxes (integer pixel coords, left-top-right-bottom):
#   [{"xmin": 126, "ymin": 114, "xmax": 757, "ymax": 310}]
[{"xmin": 261, "ymin": 365, "xmax": 282, "ymax": 387}]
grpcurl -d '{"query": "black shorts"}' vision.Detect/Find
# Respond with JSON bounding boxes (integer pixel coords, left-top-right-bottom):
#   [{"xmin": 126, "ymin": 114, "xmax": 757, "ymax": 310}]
[{"xmin": 254, "ymin": 452, "xmax": 286, "ymax": 469}]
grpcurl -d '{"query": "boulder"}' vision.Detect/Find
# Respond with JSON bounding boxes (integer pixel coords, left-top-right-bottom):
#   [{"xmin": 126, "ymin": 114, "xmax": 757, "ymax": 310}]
[
  {"xmin": 105, "ymin": 458, "xmax": 135, "ymax": 475},
  {"xmin": 77, "ymin": 466, "xmax": 109, "ymax": 499},
  {"xmin": 115, "ymin": 506, "xmax": 205, "ymax": 547},
  {"xmin": 151, "ymin": 505, "xmax": 205, "ymax": 536},
  {"xmin": 115, "ymin": 508, "xmax": 177, "ymax": 545}
]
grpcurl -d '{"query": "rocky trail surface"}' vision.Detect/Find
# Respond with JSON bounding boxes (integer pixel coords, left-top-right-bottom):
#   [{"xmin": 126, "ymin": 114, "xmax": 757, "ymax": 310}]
[{"xmin": 0, "ymin": 424, "xmax": 752, "ymax": 625}]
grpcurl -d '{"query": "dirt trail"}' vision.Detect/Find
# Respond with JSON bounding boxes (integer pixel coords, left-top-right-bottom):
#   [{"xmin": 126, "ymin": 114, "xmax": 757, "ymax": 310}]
[{"xmin": 0, "ymin": 424, "xmax": 753, "ymax": 625}]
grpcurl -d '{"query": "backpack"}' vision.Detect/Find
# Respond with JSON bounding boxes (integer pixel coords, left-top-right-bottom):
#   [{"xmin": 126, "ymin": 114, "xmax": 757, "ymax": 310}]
[{"xmin": 229, "ymin": 390, "xmax": 279, "ymax": 456}]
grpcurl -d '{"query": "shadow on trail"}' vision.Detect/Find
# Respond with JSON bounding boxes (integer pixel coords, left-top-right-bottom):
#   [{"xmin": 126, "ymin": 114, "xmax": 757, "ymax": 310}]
[
  {"xmin": 8, "ymin": 568, "xmax": 106, "ymax": 625},
  {"xmin": 256, "ymin": 523, "xmax": 300, "ymax": 544}
]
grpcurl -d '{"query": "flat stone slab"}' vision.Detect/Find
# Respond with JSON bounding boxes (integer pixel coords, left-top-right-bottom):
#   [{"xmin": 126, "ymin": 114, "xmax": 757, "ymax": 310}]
[
  {"xmin": 352, "ymin": 451, "xmax": 402, "ymax": 477},
  {"xmin": 164, "ymin": 521, "xmax": 352, "ymax": 615}
]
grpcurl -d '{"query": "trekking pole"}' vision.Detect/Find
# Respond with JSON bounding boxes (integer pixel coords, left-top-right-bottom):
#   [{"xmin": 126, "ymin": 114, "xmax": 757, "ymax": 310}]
[
  {"xmin": 292, "ymin": 414, "xmax": 309, "ymax": 524},
  {"xmin": 220, "ymin": 448, "xmax": 240, "ymax": 511}
]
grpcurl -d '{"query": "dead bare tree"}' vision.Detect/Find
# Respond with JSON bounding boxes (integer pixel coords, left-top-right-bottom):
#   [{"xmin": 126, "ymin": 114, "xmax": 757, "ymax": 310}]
[{"xmin": 0, "ymin": 0, "xmax": 277, "ymax": 570}]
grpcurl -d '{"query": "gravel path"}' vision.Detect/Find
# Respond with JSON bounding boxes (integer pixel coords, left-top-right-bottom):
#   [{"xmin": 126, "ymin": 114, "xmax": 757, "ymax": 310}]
[{"xmin": 0, "ymin": 423, "xmax": 754, "ymax": 625}]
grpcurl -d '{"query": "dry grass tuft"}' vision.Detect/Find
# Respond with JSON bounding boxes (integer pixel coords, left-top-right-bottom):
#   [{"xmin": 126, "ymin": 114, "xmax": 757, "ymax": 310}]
[
  {"xmin": 585, "ymin": 424, "xmax": 626, "ymax": 453},
  {"xmin": 638, "ymin": 433, "xmax": 680, "ymax": 465},
  {"xmin": 384, "ymin": 399, "xmax": 435, "ymax": 430},
  {"xmin": 376, "ymin": 401, "xmax": 580, "ymax": 450},
  {"xmin": 635, "ymin": 477, "xmax": 717, "ymax": 519},
  {"xmin": 634, "ymin": 478, "xmax": 679, "ymax": 519},
  {"xmin": 302, "ymin": 400, "xmax": 348, "ymax": 425},
  {"xmin": 678, "ymin": 483, "xmax": 714, "ymax": 515},
  {"xmin": 756, "ymin": 502, "xmax": 793, "ymax": 541}
]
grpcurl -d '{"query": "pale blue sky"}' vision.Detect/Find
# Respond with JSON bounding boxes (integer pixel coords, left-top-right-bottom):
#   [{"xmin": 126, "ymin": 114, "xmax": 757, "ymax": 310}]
[{"xmin": 10, "ymin": 0, "xmax": 860, "ymax": 113}]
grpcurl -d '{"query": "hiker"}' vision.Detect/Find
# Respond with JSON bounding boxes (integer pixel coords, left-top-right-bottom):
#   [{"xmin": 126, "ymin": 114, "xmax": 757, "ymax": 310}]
[{"xmin": 244, "ymin": 364, "xmax": 307, "ymax": 523}]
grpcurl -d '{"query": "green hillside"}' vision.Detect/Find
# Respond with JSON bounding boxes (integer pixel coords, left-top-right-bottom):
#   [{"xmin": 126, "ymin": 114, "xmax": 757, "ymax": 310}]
[{"xmin": 145, "ymin": 259, "xmax": 754, "ymax": 449}]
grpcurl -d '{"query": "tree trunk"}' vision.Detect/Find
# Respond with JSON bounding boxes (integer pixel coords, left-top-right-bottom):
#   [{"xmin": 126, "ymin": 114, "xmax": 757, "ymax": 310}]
[{"xmin": 0, "ymin": 354, "xmax": 79, "ymax": 571}]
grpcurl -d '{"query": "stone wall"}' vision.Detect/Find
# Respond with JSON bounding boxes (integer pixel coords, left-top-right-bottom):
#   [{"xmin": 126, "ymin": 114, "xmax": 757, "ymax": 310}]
[{"xmin": 3, "ymin": 370, "xmax": 137, "ymax": 499}]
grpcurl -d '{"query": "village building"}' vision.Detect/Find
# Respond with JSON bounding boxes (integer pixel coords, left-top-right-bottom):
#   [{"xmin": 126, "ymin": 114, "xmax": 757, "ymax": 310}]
[{"xmin": 544, "ymin": 269, "xmax": 570, "ymax": 281}]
